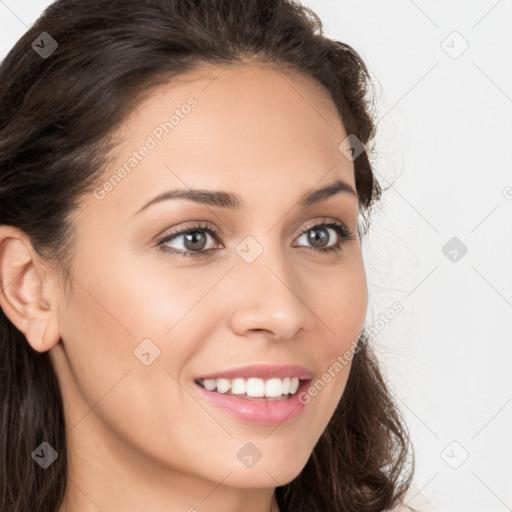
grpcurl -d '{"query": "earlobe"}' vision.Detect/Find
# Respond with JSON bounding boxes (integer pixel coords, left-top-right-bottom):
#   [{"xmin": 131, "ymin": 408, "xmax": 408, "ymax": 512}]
[{"xmin": 0, "ymin": 225, "xmax": 61, "ymax": 352}]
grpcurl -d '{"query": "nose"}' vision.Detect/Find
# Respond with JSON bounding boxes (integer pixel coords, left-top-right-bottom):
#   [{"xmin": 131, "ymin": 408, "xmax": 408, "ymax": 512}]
[{"xmin": 226, "ymin": 245, "xmax": 316, "ymax": 342}]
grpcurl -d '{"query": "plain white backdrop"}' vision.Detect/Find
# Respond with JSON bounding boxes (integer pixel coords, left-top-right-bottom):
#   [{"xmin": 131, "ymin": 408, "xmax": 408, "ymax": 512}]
[{"xmin": 1, "ymin": 1, "xmax": 511, "ymax": 511}]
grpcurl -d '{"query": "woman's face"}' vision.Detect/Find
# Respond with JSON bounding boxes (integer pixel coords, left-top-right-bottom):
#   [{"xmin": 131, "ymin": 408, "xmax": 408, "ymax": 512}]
[{"xmin": 49, "ymin": 61, "xmax": 368, "ymax": 499}]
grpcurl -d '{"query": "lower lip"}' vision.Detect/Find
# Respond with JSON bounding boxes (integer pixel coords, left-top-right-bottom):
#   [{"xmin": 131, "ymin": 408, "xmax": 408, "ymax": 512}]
[{"xmin": 193, "ymin": 379, "xmax": 312, "ymax": 425}]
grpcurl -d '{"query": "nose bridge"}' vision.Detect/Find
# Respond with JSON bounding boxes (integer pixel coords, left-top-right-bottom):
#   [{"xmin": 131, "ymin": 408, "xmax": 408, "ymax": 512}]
[{"xmin": 227, "ymin": 234, "xmax": 313, "ymax": 339}]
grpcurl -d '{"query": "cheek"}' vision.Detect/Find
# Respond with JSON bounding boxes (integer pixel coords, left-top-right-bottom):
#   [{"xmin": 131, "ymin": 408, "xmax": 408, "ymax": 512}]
[
  {"xmin": 295, "ymin": 356, "xmax": 355, "ymax": 463},
  {"xmin": 56, "ymin": 246, "xmax": 226, "ymax": 406},
  {"xmin": 55, "ymin": 254, "xmax": 217, "ymax": 470},
  {"xmin": 298, "ymin": 259, "xmax": 367, "ymax": 442},
  {"xmin": 310, "ymin": 255, "xmax": 368, "ymax": 352}
]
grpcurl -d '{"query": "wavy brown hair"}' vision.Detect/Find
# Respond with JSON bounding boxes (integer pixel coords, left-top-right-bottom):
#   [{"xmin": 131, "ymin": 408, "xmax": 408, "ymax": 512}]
[{"xmin": 0, "ymin": 0, "xmax": 415, "ymax": 510}]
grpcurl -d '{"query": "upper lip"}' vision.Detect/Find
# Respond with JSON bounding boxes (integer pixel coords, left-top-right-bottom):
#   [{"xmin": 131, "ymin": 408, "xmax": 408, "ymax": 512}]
[{"xmin": 196, "ymin": 364, "xmax": 313, "ymax": 381}]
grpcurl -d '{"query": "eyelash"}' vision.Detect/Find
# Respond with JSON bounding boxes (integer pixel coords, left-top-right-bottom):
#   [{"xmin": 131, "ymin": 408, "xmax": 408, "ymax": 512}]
[{"xmin": 156, "ymin": 219, "xmax": 357, "ymax": 258}]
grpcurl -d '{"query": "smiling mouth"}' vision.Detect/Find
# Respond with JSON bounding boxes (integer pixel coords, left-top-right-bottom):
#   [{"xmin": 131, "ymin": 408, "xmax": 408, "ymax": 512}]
[
  {"xmin": 192, "ymin": 375, "xmax": 312, "ymax": 424},
  {"xmin": 194, "ymin": 376, "xmax": 307, "ymax": 401}
]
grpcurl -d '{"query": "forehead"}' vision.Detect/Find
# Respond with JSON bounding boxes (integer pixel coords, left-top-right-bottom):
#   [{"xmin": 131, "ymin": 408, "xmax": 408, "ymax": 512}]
[{"xmin": 88, "ymin": 60, "xmax": 355, "ymax": 216}]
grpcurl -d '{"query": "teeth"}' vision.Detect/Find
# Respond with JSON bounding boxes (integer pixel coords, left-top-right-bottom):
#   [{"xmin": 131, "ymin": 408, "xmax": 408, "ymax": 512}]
[
  {"xmin": 197, "ymin": 376, "xmax": 302, "ymax": 398},
  {"xmin": 216, "ymin": 378, "xmax": 231, "ymax": 394},
  {"xmin": 265, "ymin": 378, "xmax": 283, "ymax": 398},
  {"xmin": 231, "ymin": 378, "xmax": 246, "ymax": 394},
  {"xmin": 203, "ymin": 379, "xmax": 217, "ymax": 391},
  {"xmin": 246, "ymin": 377, "xmax": 264, "ymax": 397}
]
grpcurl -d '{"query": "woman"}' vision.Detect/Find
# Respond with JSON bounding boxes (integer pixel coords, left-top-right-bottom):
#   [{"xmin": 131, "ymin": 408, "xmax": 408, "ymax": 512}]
[{"xmin": 0, "ymin": 0, "xmax": 417, "ymax": 510}]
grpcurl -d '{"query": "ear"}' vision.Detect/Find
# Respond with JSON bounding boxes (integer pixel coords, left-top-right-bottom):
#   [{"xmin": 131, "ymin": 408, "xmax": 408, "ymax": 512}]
[{"xmin": 0, "ymin": 225, "xmax": 61, "ymax": 353}]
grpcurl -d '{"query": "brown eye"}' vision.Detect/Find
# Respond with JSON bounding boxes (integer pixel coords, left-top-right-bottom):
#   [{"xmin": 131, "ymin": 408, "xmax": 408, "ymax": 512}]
[
  {"xmin": 157, "ymin": 223, "xmax": 221, "ymax": 257},
  {"xmin": 293, "ymin": 221, "xmax": 356, "ymax": 254},
  {"xmin": 180, "ymin": 231, "xmax": 208, "ymax": 251},
  {"xmin": 303, "ymin": 226, "xmax": 331, "ymax": 248}
]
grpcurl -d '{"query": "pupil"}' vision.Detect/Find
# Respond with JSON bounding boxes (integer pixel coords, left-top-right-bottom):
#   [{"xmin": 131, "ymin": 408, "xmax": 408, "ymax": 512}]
[
  {"xmin": 184, "ymin": 231, "xmax": 206, "ymax": 250},
  {"xmin": 308, "ymin": 228, "xmax": 328, "ymax": 247}
]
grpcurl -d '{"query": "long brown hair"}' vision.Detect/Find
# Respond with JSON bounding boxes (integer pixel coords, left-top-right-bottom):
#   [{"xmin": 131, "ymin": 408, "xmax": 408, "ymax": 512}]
[{"xmin": 0, "ymin": 1, "xmax": 414, "ymax": 510}]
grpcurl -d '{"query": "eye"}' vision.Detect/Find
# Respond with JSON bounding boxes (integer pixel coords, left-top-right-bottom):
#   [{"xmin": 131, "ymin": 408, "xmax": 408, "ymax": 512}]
[
  {"xmin": 156, "ymin": 219, "xmax": 357, "ymax": 258},
  {"xmin": 292, "ymin": 220, "xmax": 357, "ymax": 254},
  {"xmin": 157, "ymin": 221, "xmax": 221, "ymax": 258}
]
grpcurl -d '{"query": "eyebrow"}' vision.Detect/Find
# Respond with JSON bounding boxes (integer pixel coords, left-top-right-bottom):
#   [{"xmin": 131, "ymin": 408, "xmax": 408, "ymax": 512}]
[{"xmin": 133, "ymin": 178, "xmax": 357, "ymax": 216}]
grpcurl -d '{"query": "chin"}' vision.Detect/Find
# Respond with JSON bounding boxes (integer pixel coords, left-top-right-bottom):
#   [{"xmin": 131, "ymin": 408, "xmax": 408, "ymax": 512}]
[{"xmin": 217, "ymin": 451, "xmax": 311, "ymax": 489}]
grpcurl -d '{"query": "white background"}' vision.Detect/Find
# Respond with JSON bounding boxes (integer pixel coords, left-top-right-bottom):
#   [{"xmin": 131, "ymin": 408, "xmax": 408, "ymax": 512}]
[{"xmin": 1, "ymin": 1, "xmax": 511, "ymax": 511}]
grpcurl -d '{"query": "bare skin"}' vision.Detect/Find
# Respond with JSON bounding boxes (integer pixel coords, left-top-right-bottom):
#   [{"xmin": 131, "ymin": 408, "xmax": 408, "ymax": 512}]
[{"xmin": 0, "ymin": 60, "xmax": 367, "ymax": 511}]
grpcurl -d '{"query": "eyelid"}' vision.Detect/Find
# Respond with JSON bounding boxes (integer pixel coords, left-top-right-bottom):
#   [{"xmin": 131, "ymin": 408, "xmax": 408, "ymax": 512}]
[
  {"xmin": 156, "ymin": 221, "xmax": 220, "ymax": 242},
  {"xmin": 156, "ymin": 217, "xmax": 356, "ymax": 257},
  {"xmin": 156, "ymin": 217, "xmax": 350, "ymax": 243},
  {"xmin": 293, "ymin": 217, "xmax": 347, "ymax": 239}
]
